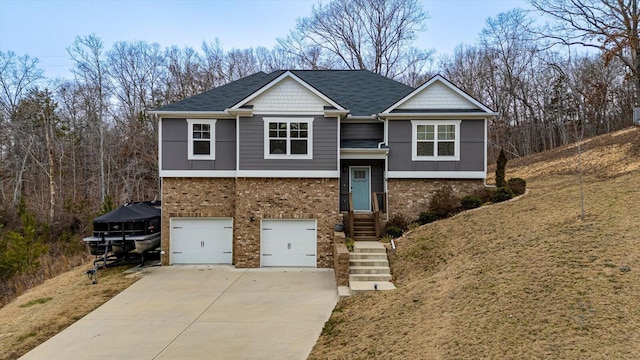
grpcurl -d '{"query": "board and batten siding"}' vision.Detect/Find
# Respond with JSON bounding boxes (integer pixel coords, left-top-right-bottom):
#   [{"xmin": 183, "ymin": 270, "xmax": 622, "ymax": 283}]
[
  {"xmin": 387, "ymin": 119, "xmax": 485, "ymax": 172},
  {"xmin": 340, "ymin": 122, "xmax": 384, "ymax": 141},
  {"xmin": 239, "ymin": 115, "xmax": 338, "ymax": 171},
  {"xmin": 339, "ymin": 159, "xmax": 385, "ymax": 194},
  {"xmin": 161, "ymin": 118, "xmax": 236, "ymax": 171}
]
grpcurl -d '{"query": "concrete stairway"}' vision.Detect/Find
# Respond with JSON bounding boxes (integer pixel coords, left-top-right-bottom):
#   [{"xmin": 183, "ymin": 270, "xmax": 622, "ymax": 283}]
[
  {"xmin": 349, "ymin": 241, "xmax": 396, "ymax": 294},
  {"xmin": 352, "ymin": 213, "xmax": 378, "ymax": 241}
]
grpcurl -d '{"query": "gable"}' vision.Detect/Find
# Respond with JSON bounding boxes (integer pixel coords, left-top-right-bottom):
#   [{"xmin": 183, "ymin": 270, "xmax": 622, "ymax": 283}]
[
  {"xmin": 246, "ymin": 77, "xmax": 331, "ymax": 112},
  {"xmin": 396, "ymin": 81, "xmax": 477, "ymax": 110}
]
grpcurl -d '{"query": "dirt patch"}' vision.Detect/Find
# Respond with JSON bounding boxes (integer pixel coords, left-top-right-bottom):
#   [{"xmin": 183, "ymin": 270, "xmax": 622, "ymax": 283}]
[{"xmin": 0, "ymin": 262, "xmax": 140, "ymax": 359}]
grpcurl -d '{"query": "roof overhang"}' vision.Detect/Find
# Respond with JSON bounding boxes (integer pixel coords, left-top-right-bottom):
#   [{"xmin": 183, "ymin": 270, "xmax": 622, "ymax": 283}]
[
  {"xmin": 340, "ymin": 148, "xmax": 388, "ymax": 160},
  {"xmin": 148, "ymin": 110, "xmax": 234, "ymax": 119},
  {"xmin": 380, "ymin": 112, "xmax": 497, "ymax": 120},
  {"xmin": 324, "ymin": 109, "xmax": 350, "ymax": 118}
]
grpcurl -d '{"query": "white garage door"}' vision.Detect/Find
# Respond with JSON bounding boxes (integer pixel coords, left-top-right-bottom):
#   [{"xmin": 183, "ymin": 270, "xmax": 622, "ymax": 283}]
[
  {"xmin": 261, "ymin": 219, "xmax": 317, "ymax": 267},
  {"xmin": 170, "ymin": 218, "xmax": 233, "ymax": 264}
]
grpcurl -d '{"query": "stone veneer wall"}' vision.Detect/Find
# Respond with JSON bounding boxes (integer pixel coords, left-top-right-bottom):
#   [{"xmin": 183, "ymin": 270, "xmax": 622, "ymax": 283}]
[
  {"xmin": 387, "ymin": 179, "xmax": 485, "ymax": 222},
  {"xmin": 234, "ymin": 178, "xmax": 340, "ymax": 268},
  {"xmin": 161, "ymin": 177, "xmax": 236, "ymax": 266}
]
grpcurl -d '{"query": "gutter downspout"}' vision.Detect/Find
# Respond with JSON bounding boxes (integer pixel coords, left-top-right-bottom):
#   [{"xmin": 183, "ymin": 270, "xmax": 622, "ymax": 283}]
[
  {"xmin": 377, "ymin": 116, "xmax": 389, "ymax": 221},
  {"xmin": 483, "ymin": 117, "xmax": 496, "ymax": 189}
]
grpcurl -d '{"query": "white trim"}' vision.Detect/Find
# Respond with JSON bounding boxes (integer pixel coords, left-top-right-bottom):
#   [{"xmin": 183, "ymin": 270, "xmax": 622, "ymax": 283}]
[
  {"xmin": 253, "ymin": 111, "xmax": 324, "ymax": 116},
  {"xmin": 149, "ymin": 110, "xmax": 232, "ymax": 118},
  {"xmin": 231, "ymin": 71, "xmax": 345, "ymax": 111},
  {"xmin": 187, "ymin": 119, "xmax": 217, "ymax": 160},
  {"xmin": 158, "ymin": 117, "xmax": 163, "ymax": 174},
  {"xmin": 263, "ymin": 117, "xmax": 314, "ymax": 160},
  {"xmin": 382, "ymin": 75, "xmax": 495, "ymax": 114},
  {"xmin": 336, "ymin": 115, "xmax": 341, "ymax": 172},
  {"xmin": 484, "ymin": 118, "xmax": 488, "ymax": 176},
  {"xmin": 350, "ymin": 166, "xmax": 372, "ymax": 212},
  {"xmin": 236, "ymin": 114, "xmax": 241, "ymax": 173},
  {"xmin": 381, "ymin": 112, "xmax": 498, "ymax": 119},
  {"xmin": 160, "ymin": 170, "xmax": 237, "ymax": 178},
  {"xmin": 238, "ymin": 170, "xmax": 339, "ymax": 178},
  {"xmin": 340, "ymin": 149, "xmax": 388, "ymax": 160},
  {"xmin": 159, "ymin": 170, "xmax": 340, "ymax": 178},
  {"xmin": 411, "ymin": 120, "xmax": 461, "ymax": 161},
  {"xmin": 387, "ymin": 171, "xmax": 486, "ymax": 179}
]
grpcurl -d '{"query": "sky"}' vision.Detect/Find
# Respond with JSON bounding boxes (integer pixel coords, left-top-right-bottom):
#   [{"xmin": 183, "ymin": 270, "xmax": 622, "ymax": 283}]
[{"xmin": 0, "ymin": 0, "xmax": 531, "ymax": 80}]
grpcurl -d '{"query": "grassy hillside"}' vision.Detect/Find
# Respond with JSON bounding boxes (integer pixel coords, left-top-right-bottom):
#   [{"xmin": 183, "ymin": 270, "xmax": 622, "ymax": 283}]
[{"xmin": 310, "ymin": 127, "xmax": 640, "ymax": 359}]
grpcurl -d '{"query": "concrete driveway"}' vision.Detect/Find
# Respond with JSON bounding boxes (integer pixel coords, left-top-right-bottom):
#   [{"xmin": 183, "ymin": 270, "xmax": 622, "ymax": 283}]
[{"xmin": 20, "ymin": 266, "xmax": 338, "ymax": 360}]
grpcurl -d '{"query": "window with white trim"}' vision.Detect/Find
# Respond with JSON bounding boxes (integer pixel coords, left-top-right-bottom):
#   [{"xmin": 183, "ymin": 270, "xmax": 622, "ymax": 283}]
[
  {"xmin": 264, "ymin": 118, "xmax": 313, "ymax": 159},
  {"xmin": 411, "ymin": 120, "xmax": 461, "ymax": 161},
  {"xmin": 187, "ymin": 119, "xmax": 216, "ymax": 160}
]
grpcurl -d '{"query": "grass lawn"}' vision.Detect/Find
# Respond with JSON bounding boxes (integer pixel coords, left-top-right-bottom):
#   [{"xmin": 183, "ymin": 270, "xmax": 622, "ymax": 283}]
[{"xmin": 310, "ymin": 127, "xmax": 640, "ymax": 359}]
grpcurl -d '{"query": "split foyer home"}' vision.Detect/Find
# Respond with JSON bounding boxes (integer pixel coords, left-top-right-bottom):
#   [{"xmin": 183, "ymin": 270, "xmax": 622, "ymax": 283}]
[{"xmin": 150, "ymin": 70, "xmax": 496, "ymax": 268}]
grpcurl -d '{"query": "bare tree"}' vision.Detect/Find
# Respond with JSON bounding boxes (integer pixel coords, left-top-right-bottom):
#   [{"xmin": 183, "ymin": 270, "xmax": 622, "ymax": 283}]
[
  {"xmin": 278, "ymin": 0, "xmax": 433, "ymax": 80},
  {"xmin": 14, "ymin": 89, "xmax": 59, "ymax": 222},
  {"xmin": 0, "ymin": 51, "xmax": 44, "ymax": 206},
  {"xmin": 68, "ymin": 34, "xmax": 109, "ymax": 204},
  {"xmin": 530, "ymin": 0, "xmax": 640, "ymax": 105}
]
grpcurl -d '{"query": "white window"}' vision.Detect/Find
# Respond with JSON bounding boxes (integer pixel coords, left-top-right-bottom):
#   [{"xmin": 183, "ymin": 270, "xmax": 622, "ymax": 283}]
[
  {"xmin": 187, "ymin": 119, "xmax": 216, "ymax": 160},
  {"xmin": 411, "ymin": 120, "xmax": 461, "ymax": 161},
  {"xmin": 263, "ymin": 118, "xmax": 313, "ymax": 159}
]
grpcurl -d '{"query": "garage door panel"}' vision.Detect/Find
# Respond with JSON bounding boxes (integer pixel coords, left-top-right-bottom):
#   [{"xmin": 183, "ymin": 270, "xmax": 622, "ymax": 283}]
[
  {"xmin": 170, "ymin": 218, "xmax": 233, "ymax": 264},
  {"xmin": 261, "ymin": 219, "xmax": 317, "ymax": 267}
]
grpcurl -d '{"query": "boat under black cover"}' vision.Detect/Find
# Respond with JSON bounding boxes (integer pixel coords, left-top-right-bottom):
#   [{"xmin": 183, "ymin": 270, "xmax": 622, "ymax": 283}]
[{"xmin": 83, "ymin": 202, "xmax": 161, "ymax": 256}]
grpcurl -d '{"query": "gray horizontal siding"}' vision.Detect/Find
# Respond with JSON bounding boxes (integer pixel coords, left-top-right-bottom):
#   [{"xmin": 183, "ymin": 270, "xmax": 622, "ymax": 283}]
[
  {"xmin": 239, "ymin": 115, "xmax": 338, "ymax": 171},
  {"xmin": 341, "ymin": 122, "xmax": 383, "ymax": 140},
  {"xmin": 388, "ymin": 119, "xmax": 485, "ymax": 172},
  {"xmin": 161, "ymin": 118, "xmax": 236, "ymax": 171}
]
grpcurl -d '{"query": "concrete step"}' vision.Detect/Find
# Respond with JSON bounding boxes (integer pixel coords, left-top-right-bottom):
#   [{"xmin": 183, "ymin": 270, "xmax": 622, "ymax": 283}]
[
  {"xmin": 337, "ymin": 286, "xmax": 352, "ymax": 297},
  {"xmin": 353, "ymin": 236, "xmax": 378, "ymax": 242},
  {"xmin": 349, "ymin": 259, "xmax": 389, "ymax": 267},
  {"xmin": 349, "ymin": 281, "xmax": 396, "ymax": 294},
  {"xmin": 353, "ymin": 242, "xmax": 386, "ymax": 253},
  {"xmin": 349, "ymin": 252, "xmax": 388, "ymax": 260},
  {"xmin": 349, "ymin": 273, "xmax": 392, "ymax": 282},
  {"xmin": 349, "ymin": 266, "xmax": 391, "ymax": 275}
]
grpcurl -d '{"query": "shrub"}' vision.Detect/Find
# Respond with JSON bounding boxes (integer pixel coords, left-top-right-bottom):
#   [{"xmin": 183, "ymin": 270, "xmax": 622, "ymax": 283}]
[
  {"xmin": 386, "ymin": 214, "xmax": 409, "ymax": 231},
  {"xmin": 344, "ymin": 237, "xmax": 354, "ymax": 252},
  {"xmin": 492, "ymin": 187, "xmax": 514, "ymax": 203},
  {"xmin": 507, "ymin": 177, "xmax": 527, "ymax": 196},
  {"xmin": 418, "ymin": 211, "xmax": 438, "ymax": 225},
  {"xmin": 380, "ymin": 235, "xmax": 393, "ymax": 243},
  {"xmin": 385, "ymin": 225, "xmax": 403, "ymax": 238},
  {"xmin": 473, "ymin": 188, "xmax": 494, "ymax": 203},
  {"xmin": 461, "ymin": 195, "xmax": 482, "ymax": 210},
  {"xmin": 429, "ymin": 184, "xmax": 459, "ymax": 217}
]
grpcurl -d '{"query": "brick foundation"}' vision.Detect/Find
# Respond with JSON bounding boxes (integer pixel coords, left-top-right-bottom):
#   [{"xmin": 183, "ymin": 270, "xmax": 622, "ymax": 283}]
[
  {"xmin": 333, "ymin": 232, "xmax": 349, "ymax": 287},
  {"xmin": 387, "ymin": 179, "xmax": 485, "ymax": 222},
  {"xmin": 161, "ymin": 177, "xmax": 340, "ymax": 268},
  {"xmin": 161, "ymin": 177, "xmax": 236, "ymax": 265},
  {"xmin": 234, "ymin": 178, "xmax": 340, "ymax": 268}
]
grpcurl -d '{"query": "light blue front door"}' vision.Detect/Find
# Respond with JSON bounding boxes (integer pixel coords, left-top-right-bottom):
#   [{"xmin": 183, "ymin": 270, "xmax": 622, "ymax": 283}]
[{"xmin": 350, "ymin": 167, "xmax": 371, "ymax": 211}]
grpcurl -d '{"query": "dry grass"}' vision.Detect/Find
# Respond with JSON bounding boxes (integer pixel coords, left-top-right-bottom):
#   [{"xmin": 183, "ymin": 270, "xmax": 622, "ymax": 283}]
[
  {"xmin": 0, "ymin": 261, "xmax": 140, "ymax": 359},
  {"xmin": 310, "ymin": 127, "xmax": 640, "ymax": 359}
]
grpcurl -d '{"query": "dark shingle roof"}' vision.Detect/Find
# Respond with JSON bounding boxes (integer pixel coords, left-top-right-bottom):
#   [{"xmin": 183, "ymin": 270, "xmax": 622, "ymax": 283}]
[
  {"xmin": 156, "ymin": 71, "xmax": 284, "ymax": 112},
  {"xmin": 155, "ymin": 70, "xmax": 413, "ymax": 116}
]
